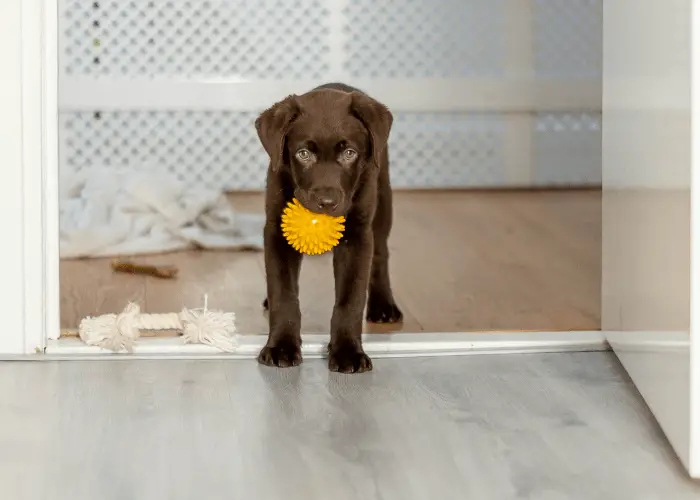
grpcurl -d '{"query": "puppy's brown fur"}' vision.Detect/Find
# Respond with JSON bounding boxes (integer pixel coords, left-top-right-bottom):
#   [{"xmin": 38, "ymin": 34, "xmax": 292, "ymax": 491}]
[{"xmin": 254, "ymin": 83, "xmax": 402, "ymax": 373}]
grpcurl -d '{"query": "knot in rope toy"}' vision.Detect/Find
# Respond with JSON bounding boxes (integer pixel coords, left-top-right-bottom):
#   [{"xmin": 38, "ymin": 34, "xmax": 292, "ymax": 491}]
[
  {"xmin": 78, "ymin": 299, "xmax": 236, "ymax": 353},
  {"xmin": 281, "ymin": 198, "xmax": 346, "ymax": 255}
]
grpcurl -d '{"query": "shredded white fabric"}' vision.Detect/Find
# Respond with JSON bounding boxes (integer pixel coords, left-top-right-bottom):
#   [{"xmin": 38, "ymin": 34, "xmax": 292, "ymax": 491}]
[
  {"xmin": 60, "ymin": 166, "xmax": 264, "ymax": 259},
  {"xmin": 79, "ymin": 302, "xmax": 237, "ymax": 353}
]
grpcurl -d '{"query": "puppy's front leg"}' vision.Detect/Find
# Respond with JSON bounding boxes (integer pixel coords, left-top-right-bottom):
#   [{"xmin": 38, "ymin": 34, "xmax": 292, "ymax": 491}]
[
  {"xmin": 258, "ymin": 222, "xmax": 303, "ymax": 367},
  {"xmin": 329, "ymin": 225, "xmax": 374, "ymax": 373}
]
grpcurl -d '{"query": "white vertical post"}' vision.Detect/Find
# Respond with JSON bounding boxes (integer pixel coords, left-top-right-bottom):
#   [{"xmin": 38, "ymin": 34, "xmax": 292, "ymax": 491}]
[
  {"xmin": 326, "ymin": 0, "xmax": 349, "ymax": 83},
  {"xmin": 21, "ymin": 0, "xmax": 60, "ymax": 350},
  {"xmin": 43, "ymin": 0, "xmax": 60, "ymax": 343},
  {"xmin": 0, "ymin": 0, "xmax": 59, "ymax": 354},
  {"xmin": 504, "ymin": 0, "xmax": 535, "ymax": 186},
  {"xmin": 21, "ymin": 0, "xmax": 45, "ymax": 352},
  {"xmin": 690, "ymin": 0, "xmax": 700, "ymax": 478},
  {"xmin": 21, "ymin": 0, "xmax": 59, "ymax": 351},
  {"xmin": 0, "ymin": 0, "xmax": 28, "ymax": 353}
]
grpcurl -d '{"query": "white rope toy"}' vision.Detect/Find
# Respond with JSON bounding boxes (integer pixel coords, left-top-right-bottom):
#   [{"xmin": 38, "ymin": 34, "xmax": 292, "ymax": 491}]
[{"xmin": 78, "ymin": 295, "xmax": 236, "ymax": 353}]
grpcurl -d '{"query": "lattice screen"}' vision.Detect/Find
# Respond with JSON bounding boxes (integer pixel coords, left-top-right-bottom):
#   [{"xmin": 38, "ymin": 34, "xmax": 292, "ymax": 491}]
[
  {"xmin": 534, "ymin": 0, "xmax": 603, "ymax": 78},
  {"xmin": 61, "ymin": 0, "xmax": 601, "ymax": 80},
  {"xmin": 59, "ymin": 0, "xmax": 603, "ymax": 189},
  {"xmin": 534, "ymin": 112, "xmax": 602, "ymax": 185},
  {"xmin": 343, "ymin": 0, "xmax": 506, "ymax": 78},
  {"xmin": 60, "ymin": 110, "xmax": 600, "ymax": 189},
  {"xmin": 62, "ymin": 0, "xmax": 332, "ymax": 79}
]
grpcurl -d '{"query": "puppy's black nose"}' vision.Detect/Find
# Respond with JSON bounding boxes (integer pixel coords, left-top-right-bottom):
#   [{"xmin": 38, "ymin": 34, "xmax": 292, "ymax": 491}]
[
  {"xmin": 316, "ymin": 197, "xmax": 337, "ymax": 209},
  {"xmin": 311, "ymin": 188, "xmax": 342, "ymax": 211}
]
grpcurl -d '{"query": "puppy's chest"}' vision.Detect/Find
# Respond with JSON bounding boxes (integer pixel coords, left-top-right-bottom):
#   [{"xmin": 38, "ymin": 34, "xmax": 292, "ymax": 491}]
[{"xmin": 339, "ymin": 213, "xmax": 374, "ymax": 243}]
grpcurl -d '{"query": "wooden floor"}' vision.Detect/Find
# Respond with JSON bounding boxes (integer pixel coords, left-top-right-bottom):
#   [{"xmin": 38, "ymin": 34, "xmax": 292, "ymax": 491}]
[
  {"xmin": 3, "ymin": 353, "xmax": 699, "ymax": 499},
  {"xmin": 60, "ymin": 190, "xmax": 601, "ymax": 333}
]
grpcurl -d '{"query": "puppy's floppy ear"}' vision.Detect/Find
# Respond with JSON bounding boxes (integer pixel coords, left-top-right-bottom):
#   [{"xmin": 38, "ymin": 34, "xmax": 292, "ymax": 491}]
[
  {"xmin": 255, "ymin": 95, "xmax": 300, "ymax": 171},
  {"xmin": 350, "ymin": 92, "xmax": 393, "ymax": 167}
]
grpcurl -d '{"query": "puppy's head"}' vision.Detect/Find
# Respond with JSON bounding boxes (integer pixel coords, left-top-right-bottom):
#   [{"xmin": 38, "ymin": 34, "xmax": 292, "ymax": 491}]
[{"xmin": 255, "ymin": 89, "xmax": 392, "ymax": 217}]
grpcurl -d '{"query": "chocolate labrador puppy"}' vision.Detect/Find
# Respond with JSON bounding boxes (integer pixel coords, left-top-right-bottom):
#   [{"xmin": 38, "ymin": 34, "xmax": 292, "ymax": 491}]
[{"xmin": 254, "ymin": 82, "xmax": 403, "ymax": 373}]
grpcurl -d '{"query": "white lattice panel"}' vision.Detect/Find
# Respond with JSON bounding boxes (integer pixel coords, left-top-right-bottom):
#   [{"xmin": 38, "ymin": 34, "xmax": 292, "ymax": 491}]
[
  {"xmin": 59, "ymin": 111, "xmax": 601, "ymax": 190},
  {"xmin": 534, "ymin": 0, "xmax": 602, "ymax": 78},
  {"xmin": 343, "ymin": 0, "xmax": 505, "ymax": 78},
  {"xmin": 390, "ymin": 114, "xmax": 505, "ymax": 187},
  {"xmin": 58, "ymin": 1, "xmax": 603, "ymax": 190},
  {"xmin": 61, "ymin": 0, "xmax": 331, "ymax": 78},
  {"xmin": 532, "ymin": 113, "xmax": 602, "ymax": 186},
  {"xmin": 61, "ymin": 111, "xmax": 505, "ymax": 189},
  {"xmin": 60, "ymin": 110, "xmax": 266, "ymax": 189},
  {"xmin": 61, "ymin": 0, "xmax": 603, "ymax": 81},
  {"xmin": 60, "ymin": 111, "xmax": 510, "ymax": 189}
]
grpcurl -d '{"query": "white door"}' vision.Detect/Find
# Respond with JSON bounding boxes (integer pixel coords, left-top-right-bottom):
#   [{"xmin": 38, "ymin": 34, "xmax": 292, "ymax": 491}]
[{"xmin": 603, "ymin": 0, "xmax": 700, "ymax": 476}]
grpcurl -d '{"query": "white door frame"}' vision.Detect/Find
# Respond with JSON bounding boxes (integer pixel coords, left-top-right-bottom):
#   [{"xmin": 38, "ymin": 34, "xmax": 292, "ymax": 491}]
[
  {"xmin": 0, "ymin": 0, "xmax": 59, "ymax": 356},
  {"xmin": 690, "ymin": 0, "xmax": 700, "ymax": 478}
]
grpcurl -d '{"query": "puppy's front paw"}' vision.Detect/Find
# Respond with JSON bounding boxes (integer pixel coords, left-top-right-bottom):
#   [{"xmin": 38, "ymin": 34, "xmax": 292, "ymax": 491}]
[
  {"xmin": 366, "ymin": 297, "xmax": 403, "ymax": 324},
  {"xmin": 328, "ymin": 342, "xmax": 373, "ymax": 373},
  {"xmin": 258, "ymin": 338, "xmax": 302, "ymax": 368}
]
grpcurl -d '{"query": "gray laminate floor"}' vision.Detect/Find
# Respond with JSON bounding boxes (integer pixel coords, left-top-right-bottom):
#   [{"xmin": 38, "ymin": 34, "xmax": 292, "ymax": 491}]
[{"xmin": 1, "ymin": 352, "xmax": 699, "ymax": 500}]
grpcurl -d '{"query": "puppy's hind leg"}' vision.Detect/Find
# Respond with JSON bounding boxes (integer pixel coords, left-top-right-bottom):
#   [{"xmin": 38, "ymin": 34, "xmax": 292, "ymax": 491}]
[{"xmin": 366, "ymin": 154, "xmax": 403, "ymax": 324}]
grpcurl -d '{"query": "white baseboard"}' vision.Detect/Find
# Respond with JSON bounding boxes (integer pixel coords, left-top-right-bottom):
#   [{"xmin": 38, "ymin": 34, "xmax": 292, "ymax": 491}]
[
  {"xmin": 605, "ymin": 330, "xmax": 690, "ymax": 353},
  {"xmin": 39, "ymin": 331, "xmax": 608, "ymax": 360}
]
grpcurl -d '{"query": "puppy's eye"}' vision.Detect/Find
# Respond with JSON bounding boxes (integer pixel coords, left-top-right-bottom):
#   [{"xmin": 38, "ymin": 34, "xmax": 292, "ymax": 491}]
[
  {"xmin": 343, "ymin": 149, "xmax": 357, "ymax": 160},
  {"xmin": 296, "ymin": 149, "xmax": 311, "ymax": 161}
]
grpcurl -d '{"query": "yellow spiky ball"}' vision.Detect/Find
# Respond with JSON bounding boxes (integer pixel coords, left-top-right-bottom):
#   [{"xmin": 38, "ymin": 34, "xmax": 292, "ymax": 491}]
[{"xmin": 281, "ymin": 198, "xmax": 345, "ymax": 255}]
